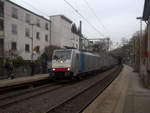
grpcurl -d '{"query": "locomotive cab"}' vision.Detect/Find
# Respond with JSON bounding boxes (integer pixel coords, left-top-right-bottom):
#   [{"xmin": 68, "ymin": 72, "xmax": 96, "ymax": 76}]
[{"xmin": 50, "ymin": 49, "xmax": 73, "ymax": 79}]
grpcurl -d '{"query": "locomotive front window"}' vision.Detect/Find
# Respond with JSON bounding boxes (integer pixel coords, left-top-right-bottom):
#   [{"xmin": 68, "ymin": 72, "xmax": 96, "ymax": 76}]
[{"xmin": 53, "ymin": 51, "xmax": 71, "ymax": 60}]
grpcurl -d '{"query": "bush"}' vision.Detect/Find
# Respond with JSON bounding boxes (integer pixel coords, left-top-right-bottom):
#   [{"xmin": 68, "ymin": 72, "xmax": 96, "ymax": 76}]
[
  {"xmin": 13, "ymin": 56, "xmax": 26, "ymax": 67},
  {"xmin": 0, "ymin": 59, "xmax": 4, "ymax": 68}
]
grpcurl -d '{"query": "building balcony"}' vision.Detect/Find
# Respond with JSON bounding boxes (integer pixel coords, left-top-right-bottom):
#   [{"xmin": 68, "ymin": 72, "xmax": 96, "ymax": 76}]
[
  {"xmin": 0, "ymin": 31, "xmax": 4, "ymax": 37},
  {"xmin": 0, "ymin": 19, "xmax": 4, "ymax": 37}
]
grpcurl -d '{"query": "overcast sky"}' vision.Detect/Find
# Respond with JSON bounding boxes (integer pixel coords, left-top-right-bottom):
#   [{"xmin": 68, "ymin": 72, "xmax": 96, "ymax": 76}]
[{"xmin": 11, "ymin": 0, "xmax": 145, "ymax": 45}]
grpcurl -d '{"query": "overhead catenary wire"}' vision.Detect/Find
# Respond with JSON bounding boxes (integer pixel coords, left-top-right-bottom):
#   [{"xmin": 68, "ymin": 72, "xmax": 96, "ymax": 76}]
[
  {"xmin": 82, "ymin": 0, "xmax": 111, "ymax": 37},
  {"xmin": 63, "ymin": 0, "xmax": 105, "ymax": 37},
  {"xmin": 14, "ymin": 0, "xmax": 105, "ymax": 37},
  {"xmin": 16, "ymin": 0, "xmax": 50, "ymax": 18}
]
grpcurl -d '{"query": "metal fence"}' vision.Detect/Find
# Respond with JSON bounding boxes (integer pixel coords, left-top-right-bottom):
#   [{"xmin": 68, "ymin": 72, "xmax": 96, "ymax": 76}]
[{"xmin": 0, "ymin": 64, "xmax": 46, "ymax": 79}]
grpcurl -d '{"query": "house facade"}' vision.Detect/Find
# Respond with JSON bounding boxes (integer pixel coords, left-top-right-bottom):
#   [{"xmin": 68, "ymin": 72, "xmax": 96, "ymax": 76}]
[
  {"xmin": 0, "ymin": 1, "xmax": 81, "ymax": 60},
  {"xmin": 0, "ymin": 0, "xmax": 51, "ymax": 60},
  {"xmin": 50, "ymin": 15, "xmax": 79, "ymax": 49}
]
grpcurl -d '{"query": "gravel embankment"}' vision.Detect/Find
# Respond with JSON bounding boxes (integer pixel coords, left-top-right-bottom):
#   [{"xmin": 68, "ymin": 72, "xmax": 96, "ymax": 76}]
[{"xmin": 0, "ymin": 67, "xmax": 117, "ymax": 113}]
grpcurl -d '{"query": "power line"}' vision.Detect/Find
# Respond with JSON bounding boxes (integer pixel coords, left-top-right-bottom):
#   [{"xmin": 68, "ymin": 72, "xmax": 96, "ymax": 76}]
[
  {"xmin": 83, "ymin": 0, "xmax": 111, "ymax": 37},
  {"xmin": 63, "ymin": 0, "xmax": 105, "ymax": 37},
  {"xmin": 83, "ymin": 0, "xmax": 110, "ymax": 35},
  {"xmin": 16, "ymin": 0, "xmax": 105, "ymax": 37},
  {"xmin": 18, "ymin": 0, "xmax": 49, "ymax": 18}
]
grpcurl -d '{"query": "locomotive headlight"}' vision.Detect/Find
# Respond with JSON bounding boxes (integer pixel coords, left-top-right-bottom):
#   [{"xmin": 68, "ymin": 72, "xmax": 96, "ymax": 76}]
[
  {"xmin": 67, "ymin": 67, "xmax": 70, "ymax": 71},
  {"xmin": 60, "ymin": 60, "xmax": 63, "ymax": 63},
  {"xmin": 52, "ymin": 68, "xmax": 56, "ymax": 71}
]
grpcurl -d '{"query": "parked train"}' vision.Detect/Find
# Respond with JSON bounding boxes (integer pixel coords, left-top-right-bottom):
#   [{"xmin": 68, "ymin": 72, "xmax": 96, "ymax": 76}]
[{"xmin": 49, "ymin": 49, "xmax": 118, "ymax": 80}]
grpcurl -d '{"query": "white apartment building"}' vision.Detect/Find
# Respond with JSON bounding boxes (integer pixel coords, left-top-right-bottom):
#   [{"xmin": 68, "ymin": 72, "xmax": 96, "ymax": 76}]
[
  {"xmin": 50, "ymin": 15, "xmax": 79, "ymax": 49},
  {"xmin": 0, "ymin": 0, "xmax": 50, "ymax": 60}
]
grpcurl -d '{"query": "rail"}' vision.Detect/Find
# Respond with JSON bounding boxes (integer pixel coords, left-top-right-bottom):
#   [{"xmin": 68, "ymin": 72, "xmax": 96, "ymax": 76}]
[{"xmin": 46, "ymin": 65, "xmax": 123, "ymax": 113}]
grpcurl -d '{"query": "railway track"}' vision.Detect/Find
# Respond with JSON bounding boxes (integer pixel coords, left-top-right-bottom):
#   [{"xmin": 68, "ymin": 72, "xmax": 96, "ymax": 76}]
[
  {"xmin": 0, "ymin": 83, "xmax": 64, "ymax": 109},
  {"xmin": 0, "ymin": 78, "xmax": 50, "ymax": 95},
  {"xmin": 0, "ymin": 65, "xmax": 122, "ymax": 113},
  {"xmin": 46, "ymin": 65, "xmax": 122, "ymax": 113}
]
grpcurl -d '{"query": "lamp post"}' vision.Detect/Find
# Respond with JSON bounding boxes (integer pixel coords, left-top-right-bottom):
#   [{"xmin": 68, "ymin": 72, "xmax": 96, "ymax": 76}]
[
  {"xmin": 136, "ymin": 17, "xmax": 143, "ymax": 70},
  {"xmin": 29, "ymin": 23, "xmax": 36, "ymax": 61}
]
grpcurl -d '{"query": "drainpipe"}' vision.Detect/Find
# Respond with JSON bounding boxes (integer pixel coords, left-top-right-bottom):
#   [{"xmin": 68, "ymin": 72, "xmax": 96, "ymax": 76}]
[{"xmin": 49, "ymin": 20, "xmax": 51, "ymax": 46}]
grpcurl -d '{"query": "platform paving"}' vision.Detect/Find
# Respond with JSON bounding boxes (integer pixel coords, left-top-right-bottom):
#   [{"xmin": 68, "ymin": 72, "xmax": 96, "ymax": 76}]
[
  {"xmin": 82, "ymin": 65, "xmax": 150, "ymax": 113},
  {"xmin": 0, "ymin": 74, "xmax": 49, "ymax": 88}
]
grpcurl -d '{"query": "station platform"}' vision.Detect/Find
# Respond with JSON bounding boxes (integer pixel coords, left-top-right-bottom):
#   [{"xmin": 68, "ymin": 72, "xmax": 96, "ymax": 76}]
[
  {"xmin": 83, "ymin": 65, "xmax": 150, "ymax": 113},
  {"xmin": 0, "ymin": 74, "xmax": 49, "ymax": 88}
]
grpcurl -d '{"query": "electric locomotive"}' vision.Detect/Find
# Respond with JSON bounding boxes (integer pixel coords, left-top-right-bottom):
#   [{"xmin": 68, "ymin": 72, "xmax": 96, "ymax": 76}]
[{"xmin": 49, "ymin": 49, "xmax": 118, "ymax": 80}]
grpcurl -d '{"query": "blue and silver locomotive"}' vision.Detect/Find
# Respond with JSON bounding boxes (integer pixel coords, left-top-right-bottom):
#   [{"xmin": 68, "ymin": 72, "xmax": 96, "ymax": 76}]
[{"xmin": 49, "ymin": 49, "xmax": 118, "ymax": 80}]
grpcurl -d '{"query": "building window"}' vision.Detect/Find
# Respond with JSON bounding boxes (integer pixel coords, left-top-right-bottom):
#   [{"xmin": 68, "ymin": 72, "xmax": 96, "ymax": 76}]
[
  {"xmin": 34, "ymin": 45, "xmax": 40, "ymax": 53},
  {"xmin": 0, "ymin": 19, "xmax": 4, "ymax": 31},
  {"xmin": 45, "ymin": 23, "xmax": 48, "ymax": 30},
  {"xmin": 25, "ymin": 13, "xmax": 30, "ymax": 24},
  {"xmin": 37, "ymin": 46, "xmax": 40, "ymax": 53},
  {"xmin": 0, "ymin": 1, "xmax": 4, "ymax": 17},
  {"xmin": 11, "ymin": 42, "xmax": 17, "ymax": 51},
  {"xmin": 45, "ymin": 35, "xmax": 48, "ymax": 42},
  {"xmin": 36, "ymin": 32, "xmax": 40, "ymax": 40},
  {"xmin": 25, "ymin": 28, "xmax": 30, "ymax": 37},
  {"xmin": 25, "ymin": 44, "xmax": 30, "ymax": 52},
  {"xmin": 36, "ymin": 19, "xmax": 40, "ymax": 27},
  {"xmin": 12, "ymin": 24, "xmax": 17, "ymax": 35},
  {"xmin": 12, "ymin": 7, "xmax": 18, "ymax": 19},
  {"xmin": 76, "ymin": 44, "xmax": 78, "ymax": 48}
]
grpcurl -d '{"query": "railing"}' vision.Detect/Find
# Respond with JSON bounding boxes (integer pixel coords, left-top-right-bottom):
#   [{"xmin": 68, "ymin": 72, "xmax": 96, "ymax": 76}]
[
  {"xmin": 0, "ymin": 65, "xmax": 44, "ymax": 78},
  {"xmin": 0, "ymin": 31, "xmax": 4, "ymax": 36}
]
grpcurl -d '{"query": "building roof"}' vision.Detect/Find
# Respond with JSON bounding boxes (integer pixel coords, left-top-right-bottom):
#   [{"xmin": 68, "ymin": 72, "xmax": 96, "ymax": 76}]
[
  {"xmin": 50, "ymin": 15, "xmax": 72, "ymax": 24},
  {"xmin": 6, "ymin": 0, "xmax": 51, "ymax": 22},
  {"xmin": 61, "ymin": 15, "xmax": 72, "ymax": 24},
  {"xmin": 143, "ymin": 0, "xmax": 150, "ymax": 21}
]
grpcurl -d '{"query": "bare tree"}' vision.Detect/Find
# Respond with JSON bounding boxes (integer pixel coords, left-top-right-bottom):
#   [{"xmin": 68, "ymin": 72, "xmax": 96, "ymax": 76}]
[
  {"xmin": 121, "ymin": 37, "xmax": 128, "ymax": 46},
  {"xmin": 92, "ymin": 39, "xmax": 111, "ymax": 55}
]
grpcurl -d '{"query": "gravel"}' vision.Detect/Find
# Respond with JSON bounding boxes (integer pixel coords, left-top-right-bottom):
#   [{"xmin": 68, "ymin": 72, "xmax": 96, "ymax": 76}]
[{"xmin": 0, "ymin": 67, "xmax": 117, "ymax": 113}]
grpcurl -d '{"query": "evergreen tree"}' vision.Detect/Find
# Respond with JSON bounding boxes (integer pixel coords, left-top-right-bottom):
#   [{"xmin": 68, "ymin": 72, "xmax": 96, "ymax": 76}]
[{"xmin": 71, "ymin": 23, "xmax": 77, "ymax": 34}]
